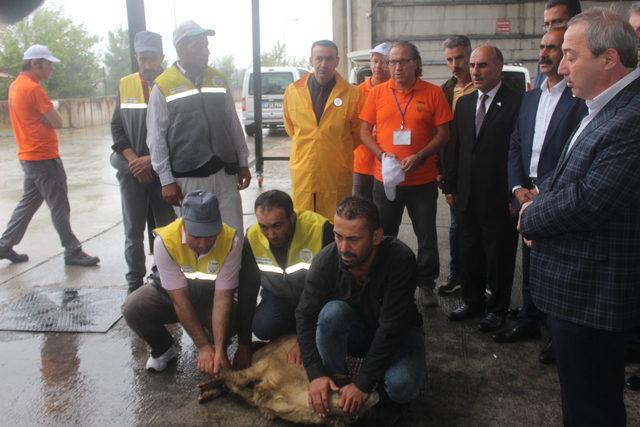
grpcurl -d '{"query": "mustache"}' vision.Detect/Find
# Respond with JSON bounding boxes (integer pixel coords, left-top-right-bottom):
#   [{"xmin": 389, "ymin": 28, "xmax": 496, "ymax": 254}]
[
  {"xmin": 539, "ymin": 57, "xmax": 553, "ymax": 65},
  {"xmin": 340, "ymin": 251, "xmax": 357, "ymax": 259}
]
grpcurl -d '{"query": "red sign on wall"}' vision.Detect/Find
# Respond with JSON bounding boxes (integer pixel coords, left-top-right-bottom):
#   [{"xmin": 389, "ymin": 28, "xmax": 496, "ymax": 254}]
[{"xmin": 496, "ymin": 18, "xmax": 512, "ymax": 34}]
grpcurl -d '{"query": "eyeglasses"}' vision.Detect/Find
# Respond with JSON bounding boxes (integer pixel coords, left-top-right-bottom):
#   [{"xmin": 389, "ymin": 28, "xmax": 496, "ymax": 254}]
[
  {"xmin": 388, "ymin": 58, "xmax": 415, "ymax": 67},
  {"xmin": 542, "ymin": 19, "xmax": 568, "ymax": 31}
]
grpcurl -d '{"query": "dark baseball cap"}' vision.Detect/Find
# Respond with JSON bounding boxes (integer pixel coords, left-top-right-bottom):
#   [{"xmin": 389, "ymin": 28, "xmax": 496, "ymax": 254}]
[
  {"xmin": 181, "ymin": 191, "xmax": 222, "ymax": 237},
  {"xmin": 134, "ymin": 31, "xmax": 163, "ymax": 54}
]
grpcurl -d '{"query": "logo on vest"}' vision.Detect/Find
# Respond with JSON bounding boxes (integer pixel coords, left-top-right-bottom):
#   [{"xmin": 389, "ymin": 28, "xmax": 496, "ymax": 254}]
[
  {"xmin": 334, "ymin": 97, "xmax": 343, "ymax": 107},
  {"xmin": 170, "ymin": 86, "xmax": 188, "ymax": 95},
  {"xmin": 207, "ymin": 260, "xmax": 219, "ymax": 274},
  {"xmin": 124, "ymin": 97, "xmax": 139, "ymax": 103},
  {"xmin": 299, "ymin": 248, "xmax": 313, "ymax": 263}
]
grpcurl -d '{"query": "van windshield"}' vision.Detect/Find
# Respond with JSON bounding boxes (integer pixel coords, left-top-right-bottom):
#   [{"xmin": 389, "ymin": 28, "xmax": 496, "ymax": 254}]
[
  {"xmin": 249, "ymin": 72, "xmax": 294, "ymax": 95},
  {"xmin": 502, "ymin": 71, "xmax": 526, "ymax": 93}
]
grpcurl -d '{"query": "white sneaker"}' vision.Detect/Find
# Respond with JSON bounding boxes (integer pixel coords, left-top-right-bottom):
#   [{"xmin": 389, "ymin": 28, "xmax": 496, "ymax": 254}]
[{"xmin": 146, "ymin": 345, "xmax": 179, "ymax": 372}]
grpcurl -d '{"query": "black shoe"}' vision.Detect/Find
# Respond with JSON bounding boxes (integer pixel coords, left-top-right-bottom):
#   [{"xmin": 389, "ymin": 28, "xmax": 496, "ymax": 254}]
[
  {"xmin": 538, "ymin": 338, "xmax": 555, "ymax": 364},
  {"xmin": 356, "ymin": 401, "xmax": 406, "ymax": 427},
  {"xmin": 493, "ymin": 325, "xmax": 541, "ymax": 343},
  {"xmin": 65, "ymin": 249, "xmax": 100, "ymax": 266},
  {"xmin": 438, "ymin": 275, "xmax": 461, "ymax": 295},
  {"xmin": 478, "ymin": 312, "xmax": 505, "ymax": 332},
  {"xmin": 448, "ymin": 303, "xmax": 485, "ymax": 321},
  {"xmin": 0, "ymin": 247, "xmax": 28, "ymax": 263},
  {"xmin": 626, "ymin": 373, "xmax": 640, "ymax": 391}
]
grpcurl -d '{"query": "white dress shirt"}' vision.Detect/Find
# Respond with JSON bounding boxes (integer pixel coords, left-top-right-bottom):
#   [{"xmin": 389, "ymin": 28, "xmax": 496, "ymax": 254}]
[
  {"xmin": 476, "ymin": 80, "xmax": 502, "ymax": 114},
  {"xmin": 567, "ymin": 67, "xmax": 640, "ymax": 153},
  {"xmin": 529, "ymin": 78, "xmax": 567, "ymax": 178}
]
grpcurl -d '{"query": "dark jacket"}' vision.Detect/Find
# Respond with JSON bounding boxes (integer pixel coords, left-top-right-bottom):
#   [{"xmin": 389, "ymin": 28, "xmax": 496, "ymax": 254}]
[
  {"xmin": 437, "ymin": 77, "xmax": 458, "ymax": 178},
  {"xmin": 295, "ymin": 237, "xmax": 421, "ymax": 393},
  {"xmin": 508, "ymin": 84, "xmax": 587, "ymax": 209},
  {"xmin": 521, "ymin": 75, "xmax": 640, "ymax": 332},
  {"xmin": 444, "ymin": 83, "xmax": 522, "ymax": 216}
]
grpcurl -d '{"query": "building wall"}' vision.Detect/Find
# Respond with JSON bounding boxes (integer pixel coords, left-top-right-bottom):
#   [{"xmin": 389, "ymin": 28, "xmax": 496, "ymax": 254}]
[
  {"xmin": 0, "ymin": 96, "xmax": 116, "ymax": 130},
  {"xmin": 335, "ymin": 0, "xmax": 635, "ymax": 84}
]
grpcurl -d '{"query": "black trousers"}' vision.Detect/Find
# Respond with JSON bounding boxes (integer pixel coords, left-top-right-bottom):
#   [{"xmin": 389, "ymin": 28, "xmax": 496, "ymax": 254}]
[
  {"xmin": 517, "ymin": 243, "xmax": 546, "ymax": 328},
  {"xmin": 457, "ymin": 207, "xmax": 518, "ymax": 314},
  {"xmin": 548, "ymin": 316, "xmax": 627, "ymax": 427},
  {"xmin": 251, "ymin": 288, "xmax": 297, "ymax": 341}
]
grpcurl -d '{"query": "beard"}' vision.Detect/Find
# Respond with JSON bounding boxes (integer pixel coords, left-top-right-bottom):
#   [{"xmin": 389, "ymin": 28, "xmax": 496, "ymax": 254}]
[{"xmin": 339, "ymin": 245, "xmax": 374, "ymax": 268}]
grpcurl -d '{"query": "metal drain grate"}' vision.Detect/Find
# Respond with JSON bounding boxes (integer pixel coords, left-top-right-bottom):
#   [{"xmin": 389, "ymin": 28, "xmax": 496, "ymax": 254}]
[{"xmin": 0, "ymin": 287, "xmax": 127, "ymax": 333}]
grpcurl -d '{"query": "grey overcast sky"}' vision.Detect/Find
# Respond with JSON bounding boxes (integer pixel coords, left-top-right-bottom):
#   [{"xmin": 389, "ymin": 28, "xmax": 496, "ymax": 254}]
[{"xmin": 45, "ymin": 0, "xmax": 333, "ymax": 68}]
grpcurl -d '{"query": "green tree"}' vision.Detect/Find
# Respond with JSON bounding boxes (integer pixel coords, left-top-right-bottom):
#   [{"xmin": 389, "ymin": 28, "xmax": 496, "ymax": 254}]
[
  {"xmin": 103, "ymin": 26, "xmax": 131, "ymax": 96},
  {"xmin": 0, "ymin": 6, "xmax": 100, "ymax": 99},
  {"xmin": 211, "ymin": 54, "xmax": 241, "ymax": 92},
  {"xmin": 260, "ymin": 41, "xmax": 309, "ymax": 69}
]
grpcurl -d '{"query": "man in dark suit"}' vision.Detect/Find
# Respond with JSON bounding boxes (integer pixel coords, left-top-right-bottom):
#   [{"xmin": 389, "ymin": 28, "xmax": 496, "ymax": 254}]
[
  {"xmin": 443, "ymin": 45, "xmax": 521, "ymax": 332},
  {"xmin": 494, "ymin": 28, "xmax": 587, "ymax": 358},
  {"xmin": 519, "ymin": 9, "xmax": 640, "ymax": 426}
]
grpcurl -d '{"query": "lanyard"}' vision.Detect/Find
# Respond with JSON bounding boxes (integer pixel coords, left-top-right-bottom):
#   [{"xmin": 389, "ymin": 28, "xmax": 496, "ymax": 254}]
[{"xmin": 391, "ymin": 89, "xmax": 415, "ymax": 130}]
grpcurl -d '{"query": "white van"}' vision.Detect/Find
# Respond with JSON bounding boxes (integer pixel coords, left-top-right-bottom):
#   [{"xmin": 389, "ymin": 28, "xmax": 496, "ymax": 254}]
[{"xmin": 241, "ymin": 66, "xmax": 309, "ymax": 136}]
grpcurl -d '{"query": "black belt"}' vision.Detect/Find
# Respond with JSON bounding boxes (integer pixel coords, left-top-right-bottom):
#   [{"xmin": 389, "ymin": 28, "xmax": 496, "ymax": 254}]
[{"xmin": 172, "ymin": 155, "xmax": 239, "ymax": 178}]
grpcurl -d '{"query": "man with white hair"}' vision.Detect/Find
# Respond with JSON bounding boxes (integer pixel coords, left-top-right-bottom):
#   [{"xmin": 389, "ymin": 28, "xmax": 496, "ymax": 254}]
[
  {"xmin": 629, "ymin": 2, "xmax": 640, "ymax": 56},
  {"xmin": 0, "ymin": 44, "xmax": 99, "ymax": 266}
]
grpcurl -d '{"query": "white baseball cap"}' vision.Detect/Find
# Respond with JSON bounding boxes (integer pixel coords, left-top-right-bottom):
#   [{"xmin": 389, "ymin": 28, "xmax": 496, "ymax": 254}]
[
  {"xmin": 23, "ymin": 44, "xmax": 60, "ymax": 63},
  {"xmin": 371, "ymin": 42, "xmax": 392, "ymax": 57},
  {"xmin": 381, "ymin": 154, "xmax": 405, "ymax": 201}
]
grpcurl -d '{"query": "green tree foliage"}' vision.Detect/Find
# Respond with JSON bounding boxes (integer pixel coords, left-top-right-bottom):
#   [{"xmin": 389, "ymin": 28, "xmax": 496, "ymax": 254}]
[
  {"xmin": 0, "ymin": 6, "xmax": 100, "ymax": 100},
  {"xmin": 211, "ymin": 54, "xmax": 242, "ymax": 92},
  {"xmin": 103, "ymin": 26, "xmax": 131, "ymax": 96},
  {"xmin": 260, "ymin": 41, "xmax": 308, "ymax": 68}
]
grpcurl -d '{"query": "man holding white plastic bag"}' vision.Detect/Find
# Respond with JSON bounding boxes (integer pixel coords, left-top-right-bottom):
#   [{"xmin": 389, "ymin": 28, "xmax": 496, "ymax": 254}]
[{"xmin": 360, "ymin": 41, "xmax": 452, "ymax": 308}]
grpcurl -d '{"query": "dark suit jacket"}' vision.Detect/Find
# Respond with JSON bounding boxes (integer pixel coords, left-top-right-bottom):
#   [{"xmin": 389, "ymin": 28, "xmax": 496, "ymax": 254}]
[
  {"xmin": 444, "ymin": 83, "xmax": 522, "ymax": 217},
  {"xmin": 520, "ymin": 74, "xmax": 640, "ymax": 332},
  {"xmin": 508, "ymin": 84, "xmax": 587, "ymax": 208}
]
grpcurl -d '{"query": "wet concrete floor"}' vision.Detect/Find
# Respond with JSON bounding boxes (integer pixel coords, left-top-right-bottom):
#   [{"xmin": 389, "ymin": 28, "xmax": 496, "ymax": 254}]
[{"xmin": 0, "ymin": 125, "xmax": 638, "ymax": 426}]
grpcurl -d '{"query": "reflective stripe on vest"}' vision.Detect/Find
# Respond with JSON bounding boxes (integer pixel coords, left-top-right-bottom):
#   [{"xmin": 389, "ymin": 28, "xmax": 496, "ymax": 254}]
[
  {"xmin": 154, "ymin": 218, "xmax": 236, "ymax": 282},
  {"xmin": 247, "ymin": 209, "xmax": 326, "ymax": 274}
]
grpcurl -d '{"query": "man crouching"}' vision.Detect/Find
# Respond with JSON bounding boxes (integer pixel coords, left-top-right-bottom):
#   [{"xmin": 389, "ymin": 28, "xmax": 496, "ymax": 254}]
[{"xmin": 296, "ymin": 196, "xmax": 426, "ymax": 424}]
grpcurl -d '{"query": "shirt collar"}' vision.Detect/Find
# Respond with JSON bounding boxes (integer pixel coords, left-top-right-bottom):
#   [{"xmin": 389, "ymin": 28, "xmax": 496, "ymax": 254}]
[
  {"xmin": 541, "ymin": 77, "xmax": 567, "ymax": 95},
  {"xmin": 585, "ymin": 67, "xmax": 640, "ymax": 114},
  {"xmin": 389, "ymin": 77, "xmax": 421, "ymax": 93},
  {"xmin": 478, "ymin": 80, "xmax": 501, "ymax": 100}
]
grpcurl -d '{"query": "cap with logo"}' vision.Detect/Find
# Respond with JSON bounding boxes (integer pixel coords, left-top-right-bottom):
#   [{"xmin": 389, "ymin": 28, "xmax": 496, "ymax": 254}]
[
  {"xmin": 173, "ymin": 20, "xmax": 215, "ymax": 47},
  {"xmin": 181, "ymin": 190, "xmax": 222, "ymax": 237},
  {"xmin": 134, "ymin": 31, "xmax": 163, "ymax": 54},
  {"xmin": 23, "ymin": 44, "xmax": 60, "ymax": 63}
]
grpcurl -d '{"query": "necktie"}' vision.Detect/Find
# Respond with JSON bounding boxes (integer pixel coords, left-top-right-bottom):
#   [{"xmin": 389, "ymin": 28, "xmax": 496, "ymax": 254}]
[{"xmin": 475, "ymin": 93, "xmax": 489, "ymax": 137}]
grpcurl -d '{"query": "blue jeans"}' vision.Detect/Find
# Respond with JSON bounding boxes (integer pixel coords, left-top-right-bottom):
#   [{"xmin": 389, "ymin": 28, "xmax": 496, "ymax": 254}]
[{"xmin": 315, "ymin": 300, "xmax": 426, "ymax": 404}]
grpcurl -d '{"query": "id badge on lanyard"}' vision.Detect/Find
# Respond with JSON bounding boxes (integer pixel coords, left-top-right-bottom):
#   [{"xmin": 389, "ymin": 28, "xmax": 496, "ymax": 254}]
[{"xmin": 392, "ymin": 89, "xmax": 414, "ymax": 146}]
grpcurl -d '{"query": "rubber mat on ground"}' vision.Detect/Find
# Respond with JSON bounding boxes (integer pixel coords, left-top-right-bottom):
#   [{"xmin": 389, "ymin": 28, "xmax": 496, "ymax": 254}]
[{"xmin": 0, "ymin": 287, "xmax": 126, "ymax": 333}]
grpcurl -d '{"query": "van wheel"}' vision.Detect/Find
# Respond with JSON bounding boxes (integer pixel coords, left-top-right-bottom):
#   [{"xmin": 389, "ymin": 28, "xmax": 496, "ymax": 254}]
[{"xmin": 245, "ymin": 124, "xmax": 255, "ymax": 136}]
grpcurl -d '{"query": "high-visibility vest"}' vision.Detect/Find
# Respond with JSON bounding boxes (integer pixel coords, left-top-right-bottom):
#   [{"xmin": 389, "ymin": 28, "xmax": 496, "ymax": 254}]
[
  {"xmin": 153, "ymin": 64, "xmax": 238, "ymax": 175},
  {"xmin": 246, "ymin": 209, "xmax": 326, "ymax": 303},
  {"xmin": 154, "ymin": 218, "xmax": 235, "ymax": 282},
  {"xmin": 110, "ymin": 73, "xmax": 149, "ymax": 173}
]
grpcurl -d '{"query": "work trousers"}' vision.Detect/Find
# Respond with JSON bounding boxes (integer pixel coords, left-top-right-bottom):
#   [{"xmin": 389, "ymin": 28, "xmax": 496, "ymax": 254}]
[
  {"xmin": 251, "ymin": 288, "xmax": 297, "ymax": 341},
  {"xmin": 122, "ymin": 282, "xmax": 214, "ymax": 357},
  {"xmin": 316, "ymin": 300, "xmax": 426, "ymax": 404},
  {"xmin": 116, "ymin": 170, "xmax": 175, "ymax": 285},
  {"xmin": 448, "ymin": 204, "xmax": 460, "ymax": 278},
  {"xmin": 373, "ymin": 180, "xmax": 439, "ymax": 286},
  {"xmin": 175, "ymin": 169, "xmax": 243, "ymax": 233},
  {"xmin": 0, "ymin": 158, "xmax": 81, "ymax": 254}
]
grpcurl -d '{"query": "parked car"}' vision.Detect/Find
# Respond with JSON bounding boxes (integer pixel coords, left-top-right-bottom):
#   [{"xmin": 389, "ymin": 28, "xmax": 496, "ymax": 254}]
[{"xmin": 241, "ymin": 66, "xmax": 308, "ymax": 136}]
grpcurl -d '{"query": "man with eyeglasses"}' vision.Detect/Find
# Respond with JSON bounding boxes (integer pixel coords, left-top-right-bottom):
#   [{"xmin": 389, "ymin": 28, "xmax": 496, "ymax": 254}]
[{"xmin": 360, "ymin": 41, "xmax": 452, "ymax": 308}]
